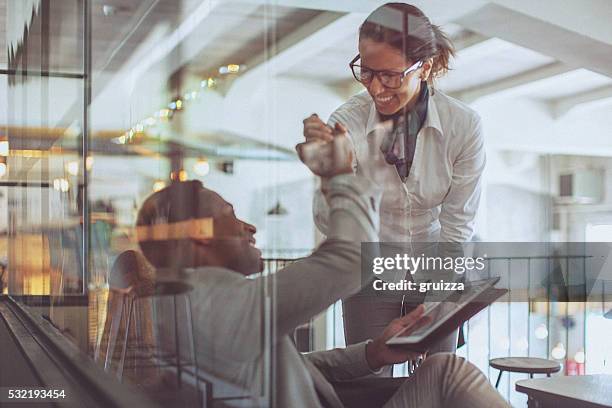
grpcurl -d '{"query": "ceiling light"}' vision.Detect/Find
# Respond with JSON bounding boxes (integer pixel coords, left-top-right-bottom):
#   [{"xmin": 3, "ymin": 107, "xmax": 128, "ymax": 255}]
[
  {"xmin": 267, "ymin": 201, "xmax": 288, "ymax": 216},
  {"xmin": 112, "ymin": 135, "xmax": 127, "ymax": 144},
  {"xmin": 551, "ymin": 343, "xmax": 566, "ymax": 360},
  {"xmin": 66, "ymin": 161, "xmax": 79, "ymax": 176},
  {"xmin": 574, "ymin": 350, "xmax": 585, "ymax": 364},
  {"xmin": 152, "ymin": 180, "xmax": 166, "ymax": 192},
  {"xmin": 0, "ymin": 162, "xmax": 6, "ymax": 177},
  {"xmin": 202, "ymin": 77, "xmax": 216, "ymax": 88},
  {"xmin": 102, "ymin": 5, "xmax": 117, "ymax": 16},
  {"xmin": 183, "ymin": 91, "xmax": 198, "ymax": 101},
  {"xmin": 86, "ymin": 156, "xmax": 94, "ymax": 171},
  {"xmin": 0, "ymin": 141, "xmax": 8, "ymax": 156},
  {"xmin": 157, "ymin": 109, "xmax": 172, "ymax": 118},
  {"xmin": 535, "ymin": 324, "xmax": 548, "ymax": 339},
  {"xmin": 193, "ymin": 158, "xmax": 210, "ymax": 176},
  {"xmin": 219, "ymin": 64, "xmax": 244, "ymax": 75},
  {"xmin": 53, "ymin": 178, "xmax": 70, "ymax": 192},
  {"xmin": 175, "ymin": 99, "xmax": 183, "ymax": 110},
  {"xmin": 219, "ymin": 161, "xmax": 234, "ymax": 174},
  {"xmin": 178, "ymin": 169, "xmax": 188, "ymax": 181}
]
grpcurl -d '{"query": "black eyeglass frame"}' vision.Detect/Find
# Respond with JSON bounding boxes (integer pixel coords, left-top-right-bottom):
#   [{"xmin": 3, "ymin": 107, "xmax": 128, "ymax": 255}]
[{"xmin": 349, "ymin": 54, "xmax": 423, "ymax": 89}]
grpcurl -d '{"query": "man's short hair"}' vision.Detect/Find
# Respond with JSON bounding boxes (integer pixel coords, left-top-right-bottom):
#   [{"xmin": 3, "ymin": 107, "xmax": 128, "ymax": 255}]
[{"xmin": 136, "ymin": 180, "xmax": 207, "ymax": 269}]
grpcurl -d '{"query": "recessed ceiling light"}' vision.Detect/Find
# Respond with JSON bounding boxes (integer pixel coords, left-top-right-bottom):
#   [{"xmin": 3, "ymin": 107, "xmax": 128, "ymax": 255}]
[{"xmin": 102, "ymin": 5, "xmax": 117, "ymax": 16}]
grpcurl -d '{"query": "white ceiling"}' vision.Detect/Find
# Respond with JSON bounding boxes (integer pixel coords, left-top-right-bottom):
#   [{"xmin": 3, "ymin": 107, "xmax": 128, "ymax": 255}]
[
  {"xmin": 438, "ymin": 38, "xmax": 555, "ymax": 93},
  {"xmin": 510, "ymin": 69, "xmax": 612, "ymax": 101},
  {"xmin": 3, "ymin": 0, "xmax": 612, "ymax": 156}
]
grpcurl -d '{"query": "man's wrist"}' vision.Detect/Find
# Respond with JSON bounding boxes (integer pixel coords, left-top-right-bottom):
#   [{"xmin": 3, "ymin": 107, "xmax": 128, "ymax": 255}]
[{"xmin": 365, "ymin": 339, "xmax": 384, "ymax": 372}]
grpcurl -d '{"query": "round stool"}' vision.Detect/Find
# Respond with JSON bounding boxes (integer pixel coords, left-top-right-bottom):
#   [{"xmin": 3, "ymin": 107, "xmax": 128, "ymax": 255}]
[{"xmin": 489, "ymin": 357, "xmax": 562, "ymax": 388}]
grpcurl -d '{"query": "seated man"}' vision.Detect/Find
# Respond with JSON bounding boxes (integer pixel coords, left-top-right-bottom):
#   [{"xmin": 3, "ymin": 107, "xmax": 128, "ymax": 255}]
[{"xmin": 135, "ymin": 135, "xmax": 508, "ymax": 407}]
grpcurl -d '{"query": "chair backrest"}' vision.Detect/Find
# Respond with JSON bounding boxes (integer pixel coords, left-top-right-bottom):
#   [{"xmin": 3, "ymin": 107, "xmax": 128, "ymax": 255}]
[
  {"xmin": 95, "ymin": 251, "xmax": 156, "ymax": 377},
  {"xmin": 97, "ymin": 251, "xmax": 206, "ymax": 405}
]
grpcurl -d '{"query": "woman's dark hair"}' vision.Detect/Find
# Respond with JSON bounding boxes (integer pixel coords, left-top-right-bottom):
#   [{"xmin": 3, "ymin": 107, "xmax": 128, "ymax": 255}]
[{"xmin": 359, "ymin": 2, "xmax": 455, "ymax": 83}]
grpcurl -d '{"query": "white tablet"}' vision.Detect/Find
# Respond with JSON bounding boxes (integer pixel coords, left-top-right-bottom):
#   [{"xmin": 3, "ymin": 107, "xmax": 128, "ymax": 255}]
[{"xmin": 386, "ymin": 278, "xmax": 501, "ymax": 346}]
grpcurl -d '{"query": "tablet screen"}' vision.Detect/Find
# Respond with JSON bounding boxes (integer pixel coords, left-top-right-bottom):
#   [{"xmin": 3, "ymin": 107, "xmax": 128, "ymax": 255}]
[{"xmin": 387, "ymin": 278, "xmax": 499, "ymax": 345}]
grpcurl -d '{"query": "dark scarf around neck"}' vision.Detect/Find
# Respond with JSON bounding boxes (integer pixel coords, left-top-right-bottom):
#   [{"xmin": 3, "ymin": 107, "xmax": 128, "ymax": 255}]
[{"xmin": 379, "ymin": 82, "xmax": 429, "ymax": 181}]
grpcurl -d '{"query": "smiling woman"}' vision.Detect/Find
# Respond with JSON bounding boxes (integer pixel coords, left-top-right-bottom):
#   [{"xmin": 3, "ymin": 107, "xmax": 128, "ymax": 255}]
[
  {"xmin": 303, "ymin": 2, "xmax": 486, "ymax": 373},
  {"xmin": 354, "ymin": 3, "xmax": 455, "ymax": 115}
]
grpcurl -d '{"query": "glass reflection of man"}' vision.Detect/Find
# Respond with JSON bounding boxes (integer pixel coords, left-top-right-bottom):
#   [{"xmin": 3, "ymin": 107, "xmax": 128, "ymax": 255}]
[{"xmin": 135, "ymin": 135, "xmax": 507, "ymax": 408}]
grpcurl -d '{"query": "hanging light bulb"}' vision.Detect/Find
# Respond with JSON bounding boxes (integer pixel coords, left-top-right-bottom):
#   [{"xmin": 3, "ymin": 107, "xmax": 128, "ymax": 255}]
[
  {"xmin": 53, "ymin": 178, "xmax": 70, "ymax": 192},
  {"xmin": 535, "ymin": 324, "xmax": 548, "ymax": 340},
  {"xmin": 574, "ymin": 349, "xmax": 585, "ymax": 364},
  {"xmin": 0, "ymin": 141, "xmax": 8, "ymax": 156},
  {"xmin": 152, "ymin": 180, "xmax": 166, "ymax": 192},
  {"xmin": 551, "ymin": 343, "xmax": 566, "ymax": 360},
  {"xmin": 178, "ymin": 169, "xmax": 188, "ymax": 181},
  {"xmin": 86, "ymin": 156, "xmax": 94, "ymax": 171},
  {"xmin": 193, "ymin": 158, "xmax": 210, "ymax": 176},
  {"xmin": 66, "ymin": 161, "xmax": 79, "ymax": 176}
]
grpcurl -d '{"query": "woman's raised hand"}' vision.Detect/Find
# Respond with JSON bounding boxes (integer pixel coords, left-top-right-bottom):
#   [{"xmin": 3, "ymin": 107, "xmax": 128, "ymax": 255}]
[
  {"xmin": 297, "ymin": 114, "xmax": 353, "ymax": 177},
  {"xmin": 303, "ymin": 114, "xmax": 333, "ymax": 142}
]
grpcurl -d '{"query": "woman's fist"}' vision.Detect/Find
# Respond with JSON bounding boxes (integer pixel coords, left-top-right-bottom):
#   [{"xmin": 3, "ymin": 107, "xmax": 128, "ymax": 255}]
[
  {"xmin": 303, "ymin": 113, "xmax": 333, "ymax": 142},
  {"xmin": 296, "ymin": 127, "xmax": 353, "ymax": 177}
]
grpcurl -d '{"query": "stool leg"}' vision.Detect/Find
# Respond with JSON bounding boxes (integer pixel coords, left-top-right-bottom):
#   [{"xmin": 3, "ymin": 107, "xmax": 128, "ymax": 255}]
[
  {"xmin": 546, "ymin": 373, "xmax": 551, "ymax": 378},
  {"xmin": 186, "ymin": 296, "xmax": 203, "ymax": 407},
  {"xmin": 495, "ymin": 370, "xmax": 503, "ymax": 388},
  {"xmin": 173, "ymin": 295, "xmax": 182, "ymax": 388},
  {"xmin": 530, "ymin": 373, "xmax": 534, "ymax": 379},
  {"xmin": 527, "ymin": 396, "xmax": 539, "ymax": 408},
  {"xmin": 118, "ymin": 297, "xmax": 134, "ymax": 382}
]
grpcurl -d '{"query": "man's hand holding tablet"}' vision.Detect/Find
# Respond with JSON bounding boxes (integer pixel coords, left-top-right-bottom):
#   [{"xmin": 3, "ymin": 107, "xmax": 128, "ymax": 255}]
[
  {"xmin": 365, "ymin": 305, "xmax": 433, "ymax": 371},
  {"xmin": 386, "ymin": 278, "xmax": 507, "ymax": 351}
]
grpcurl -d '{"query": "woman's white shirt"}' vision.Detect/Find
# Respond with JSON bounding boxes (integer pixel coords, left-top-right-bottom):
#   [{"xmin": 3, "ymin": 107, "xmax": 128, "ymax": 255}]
[{"xmin": 313, "ymin": 90, "xmax": 485, "ymax": 243}]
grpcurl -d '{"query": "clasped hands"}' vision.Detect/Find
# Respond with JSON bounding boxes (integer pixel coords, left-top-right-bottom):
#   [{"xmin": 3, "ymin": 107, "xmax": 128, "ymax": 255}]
[{"xmin": 296, "ymin": 114, "xmax": 353, "ymax": 177}]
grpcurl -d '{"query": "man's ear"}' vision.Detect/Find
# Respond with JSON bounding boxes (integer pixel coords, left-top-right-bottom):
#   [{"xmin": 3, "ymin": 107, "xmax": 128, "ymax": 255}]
[
  {"xmin": 421, "ymin": 58, "xmax": 434, "ymax": 81},
  {"xmin": 191, "ymin": 237, "xmax": 213, "ymax": 249}
]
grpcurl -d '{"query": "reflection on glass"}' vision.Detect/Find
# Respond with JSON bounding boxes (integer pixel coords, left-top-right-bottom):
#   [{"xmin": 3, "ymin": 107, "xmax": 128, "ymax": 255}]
[{"xmin": 2, "ymin": 1, "xmax": 611, "ymax": 407}]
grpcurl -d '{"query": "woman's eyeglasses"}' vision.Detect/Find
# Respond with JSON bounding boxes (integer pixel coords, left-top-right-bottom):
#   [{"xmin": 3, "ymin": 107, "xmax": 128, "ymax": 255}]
[{"xmin": 349, "ymin": 54, "xmax": 423, "ymax": 89}]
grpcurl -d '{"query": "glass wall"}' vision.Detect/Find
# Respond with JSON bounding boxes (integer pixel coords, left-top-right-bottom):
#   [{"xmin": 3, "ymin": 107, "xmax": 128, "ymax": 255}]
[{"xmin": 2, "ymin": 1, "xmax": 612, "ymax": 407}]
